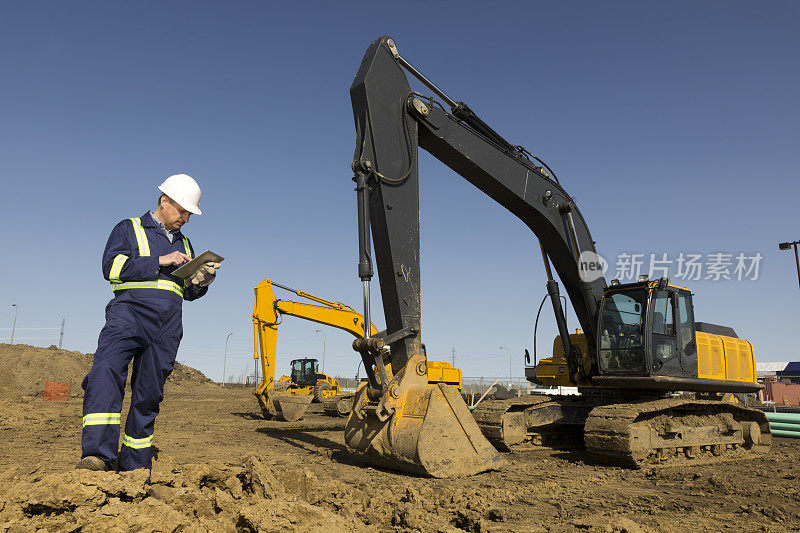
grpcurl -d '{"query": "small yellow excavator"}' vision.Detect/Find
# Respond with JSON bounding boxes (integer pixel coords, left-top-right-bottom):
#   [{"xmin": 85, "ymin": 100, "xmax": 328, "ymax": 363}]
[
  {"xmin": 252, "ymin": 278, "xmax": 462, "ymax": 421},
  {"xmin": 273, "ymin": 357, "xmax": 341, "ymax": 402}
]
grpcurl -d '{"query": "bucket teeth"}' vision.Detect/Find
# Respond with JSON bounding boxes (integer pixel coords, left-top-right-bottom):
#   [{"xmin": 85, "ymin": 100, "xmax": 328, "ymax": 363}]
[{"xmin": 345, "ymin": 383, "xmax": 505, "ymax": 478}]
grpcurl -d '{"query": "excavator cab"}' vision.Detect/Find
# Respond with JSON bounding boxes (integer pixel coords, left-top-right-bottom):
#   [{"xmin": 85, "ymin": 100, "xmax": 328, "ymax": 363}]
[
  {"xmin": 597, "ymin": 278, "xmax": 697, "ymax": 380},
  {"xmin": 290, "ymin": 358, "xmax": 321, "ymax": 387}
]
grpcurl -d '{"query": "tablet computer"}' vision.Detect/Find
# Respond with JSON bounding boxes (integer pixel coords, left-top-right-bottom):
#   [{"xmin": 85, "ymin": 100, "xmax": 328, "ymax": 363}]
[{"xmin": 171, "ymin": 250, "xmax": 225, "ymax": 279}]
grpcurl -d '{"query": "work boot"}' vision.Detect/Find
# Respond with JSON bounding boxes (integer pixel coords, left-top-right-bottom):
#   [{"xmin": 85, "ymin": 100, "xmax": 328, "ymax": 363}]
[{"xmin": 76, "ymin": 456, "xmax": 108, "ymax": 471}]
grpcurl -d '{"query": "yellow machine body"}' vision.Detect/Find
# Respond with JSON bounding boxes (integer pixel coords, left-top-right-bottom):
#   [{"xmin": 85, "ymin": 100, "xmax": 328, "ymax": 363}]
[
  {"xmin": 535, "ymin": 330, "xmax": 758, "ymax": 389},
  {"xmin": 534, "ymin": 332, "xmax": 592, "ymax": 388},
  {"xmin": 425, "ymin": 360, "xmax": 462, "ymax": 389},
  {"xmin": 695, "ymin": 331, "xmax": 756, "ymax": 383}
]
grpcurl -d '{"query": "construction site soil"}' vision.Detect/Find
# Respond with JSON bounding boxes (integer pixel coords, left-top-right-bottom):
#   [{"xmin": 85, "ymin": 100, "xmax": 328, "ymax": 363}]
[{"xmin": 1, "ymin": 344, "xmax": 798, "ymax": 532}]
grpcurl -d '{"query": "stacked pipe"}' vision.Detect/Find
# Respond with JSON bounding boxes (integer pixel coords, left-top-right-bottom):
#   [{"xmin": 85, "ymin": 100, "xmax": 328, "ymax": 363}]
[{"xmin": 765, "ymin": 412, "xmax": 800, "ymax": 438}]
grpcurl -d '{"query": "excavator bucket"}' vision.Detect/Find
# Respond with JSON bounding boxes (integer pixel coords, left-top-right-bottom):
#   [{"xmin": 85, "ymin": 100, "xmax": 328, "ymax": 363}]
[
  {"xmin": 344, "ymin": 383, "xmax": 505, "ymax": 478},
  {"xmin": 272, "ymin": 394, "xmax": 313, "ymax": 422}
]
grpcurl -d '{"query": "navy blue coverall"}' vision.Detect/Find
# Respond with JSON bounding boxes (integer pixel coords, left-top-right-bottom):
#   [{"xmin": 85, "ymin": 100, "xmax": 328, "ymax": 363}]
[{"xmin": 81, "ymin": 212, "xmax": 207, "ymax": 471}]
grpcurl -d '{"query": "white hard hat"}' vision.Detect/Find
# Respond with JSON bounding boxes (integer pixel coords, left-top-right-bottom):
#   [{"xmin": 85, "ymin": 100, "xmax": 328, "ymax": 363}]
[{"xmin": 158, "ymin": 174, "xmax": 202, "ymax": 215}]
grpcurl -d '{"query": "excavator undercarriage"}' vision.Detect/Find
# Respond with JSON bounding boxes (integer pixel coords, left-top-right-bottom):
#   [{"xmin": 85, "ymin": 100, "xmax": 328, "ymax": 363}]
[
  {"xmin": 584, "ymin": 397, "xmax": 770, "ymax": 468},
  {"xmin": 473, "ymin": 393, "xmax": 770, "ymax": 468}
]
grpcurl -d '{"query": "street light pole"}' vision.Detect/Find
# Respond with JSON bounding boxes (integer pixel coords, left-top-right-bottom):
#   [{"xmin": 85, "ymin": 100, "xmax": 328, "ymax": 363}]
[
  {"xmin": 499, "ymin": 346, "xmax": 510, "ymax": 387},
  {"xmin": 223, "ymin": 332, "xmax": 233, "ymax": 387},
  {"xmin": 10, "ymin": 304, "xmax": 17, "ymax": 345},
  {"xmin": 315, "ymin": 329, "xmax": 326, "ymax": 372},
  {"xmin": 778, "ymin": 240, "xmax": 800, "ymax": 291}
]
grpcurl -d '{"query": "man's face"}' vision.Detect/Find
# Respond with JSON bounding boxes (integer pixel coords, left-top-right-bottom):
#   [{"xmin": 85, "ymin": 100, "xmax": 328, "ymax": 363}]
[{"xmin": 160, "ymin": 196, "xmax": 191, "ymax": 231}]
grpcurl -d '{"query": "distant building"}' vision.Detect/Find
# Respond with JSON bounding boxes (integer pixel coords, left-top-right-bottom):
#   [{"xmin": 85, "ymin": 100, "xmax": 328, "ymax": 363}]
[
  {"xmin": 757, "ymin": 361, "xmax": 800, "ymax": 405},
  {"xmin": 777, "ymin": 362, "xmax": 800, "ymax": 382},
  {"xmin": 756, "ymin": 362, "xmax": 790, "ymax": 380},
  {"xmin": 764, "ymin": 381, "xmax": 800, "ymax": 406}
]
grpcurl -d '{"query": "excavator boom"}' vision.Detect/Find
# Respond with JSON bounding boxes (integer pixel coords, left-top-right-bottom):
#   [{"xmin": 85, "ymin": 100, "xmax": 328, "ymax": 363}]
[{"xmin": 351, "ymin": 37, "xmax": 606, "ymax": 350}]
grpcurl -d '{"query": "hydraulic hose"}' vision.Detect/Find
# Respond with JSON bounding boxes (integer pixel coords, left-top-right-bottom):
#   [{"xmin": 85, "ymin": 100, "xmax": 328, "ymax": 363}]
[{"xmin": 533, "ymin": 293, "xmax": 567, "ymax": 369}]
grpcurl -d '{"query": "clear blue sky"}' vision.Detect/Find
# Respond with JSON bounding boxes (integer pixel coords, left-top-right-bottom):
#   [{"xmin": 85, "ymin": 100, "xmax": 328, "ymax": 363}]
[{"xmin": 1, "ymin": 1, "xmax": 798, "ymax": 382}]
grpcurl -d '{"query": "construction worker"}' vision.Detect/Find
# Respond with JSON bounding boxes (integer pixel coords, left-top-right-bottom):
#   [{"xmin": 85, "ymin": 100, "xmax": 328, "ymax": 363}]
[{"xmin": 78, "ymin": 174, "xmax": 219, "ymax": 472}]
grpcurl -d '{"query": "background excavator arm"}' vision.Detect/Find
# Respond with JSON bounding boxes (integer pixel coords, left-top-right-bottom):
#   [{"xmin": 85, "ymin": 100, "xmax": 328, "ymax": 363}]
[
  {"xmin": 252, "ymin": 278, "xmax": 463, "ymax": 422},
  {"xmin": 252, "ymin": 279, "xmax": 378, "ymax": 416}
]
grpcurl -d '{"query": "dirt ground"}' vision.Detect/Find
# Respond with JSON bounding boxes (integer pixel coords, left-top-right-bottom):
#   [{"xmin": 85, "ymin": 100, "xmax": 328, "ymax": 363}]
[{"xmin": 1, "ymin": 345, "xmax": 799, "ymax": 532}]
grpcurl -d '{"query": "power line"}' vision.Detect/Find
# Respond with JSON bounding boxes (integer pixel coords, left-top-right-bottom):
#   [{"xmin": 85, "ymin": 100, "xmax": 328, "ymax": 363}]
[{"xmin": 0, "ymin": 327, "xmax": 59, "ymax": 330}]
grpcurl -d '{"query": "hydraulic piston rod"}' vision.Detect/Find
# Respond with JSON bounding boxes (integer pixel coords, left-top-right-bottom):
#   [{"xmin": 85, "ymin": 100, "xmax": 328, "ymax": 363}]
[
  {"xmin": 354, "ymin": 165, "xmax": 373, "ymax": 338},
  {"xmin": 386, "ymin": 38, "xmax": 457, "ymax": 109},
  {"xmin": 539, "ymin": 242, "xmax": 579, "ymax": 382},
  {"xmin": 387, "ymin": 38, "xmax": 518, "ymax": 154}
]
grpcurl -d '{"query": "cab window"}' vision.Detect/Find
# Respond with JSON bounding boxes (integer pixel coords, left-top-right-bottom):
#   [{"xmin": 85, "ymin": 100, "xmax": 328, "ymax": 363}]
[
  {"xmin": 677, "ymin": 293, "xmax": 695, "ymax": 355},
  {"xmin": 651, "ymin": 290, "xmax": 678, "ymax": 366},
  {"xmin": 598, "ymin": 290, "xmax": 647, "ymax": 372}
]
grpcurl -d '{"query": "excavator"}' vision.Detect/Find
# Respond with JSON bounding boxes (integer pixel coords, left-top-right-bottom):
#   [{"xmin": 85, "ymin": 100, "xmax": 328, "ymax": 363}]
[
  {"xmin": 343, "ymin": 36, "xmax": 769, "ymax": 477},
  {"xmin": 275, "ymin": 357, "xmax": 341, "ymax": 401},
  {"xmin": 251, "ymin": 278, "xmax": 462, "ymax": 421}
]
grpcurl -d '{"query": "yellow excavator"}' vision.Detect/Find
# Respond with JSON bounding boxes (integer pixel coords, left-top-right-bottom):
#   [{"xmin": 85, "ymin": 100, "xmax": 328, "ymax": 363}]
[
  {"xmin": 342, "ymin": 36, "xmax": 768, "ymax": 477},
  {"xmin": 252, "ymin": 278, "xmax": 462, "ymax": 421},
  {"xmin": 273, "ymin": 357, "xmax": 341, "ymax": 402}
]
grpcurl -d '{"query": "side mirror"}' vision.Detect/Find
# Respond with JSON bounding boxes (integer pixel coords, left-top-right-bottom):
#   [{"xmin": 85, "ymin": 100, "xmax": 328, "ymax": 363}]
[
  {"xmin": 524, "ymin": 349, "xmax": 531, "ymax": 365},
  {"xmin": 657, "ymin": 277, "xmax": 669, "ymax": 290}
]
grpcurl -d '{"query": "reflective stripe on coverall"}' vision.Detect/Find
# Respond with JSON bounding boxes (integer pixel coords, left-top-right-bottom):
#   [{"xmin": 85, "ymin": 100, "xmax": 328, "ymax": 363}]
[{"xmin": 82, "ymin": 213, "xmax": 206, "ymax": 471}]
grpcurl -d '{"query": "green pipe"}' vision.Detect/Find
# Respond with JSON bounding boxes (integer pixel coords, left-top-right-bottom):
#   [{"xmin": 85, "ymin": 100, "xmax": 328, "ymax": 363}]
[
  {"xmin": 768, "ymin": 422, "xmax": 800, "ymax": 431},
  {"xmin": 770, "ymin": 429, "xmax": 800, "ymax": 438},
  {"xmin": 764, "ymin": 412, "xmax": 800, "ymax": 423}
]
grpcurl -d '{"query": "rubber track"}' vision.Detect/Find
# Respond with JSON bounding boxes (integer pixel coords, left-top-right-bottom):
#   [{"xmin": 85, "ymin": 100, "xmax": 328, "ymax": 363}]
[
  {"xmin": 584, "ymin": 398, "xmax": 772, "ymax": 468},
  {"xmin": 471, "ymin": 396, "xmax": 558, "ymax": 451},
  {"xmin": 322, "ymin": 393, "xmax": 354, "ymax": 418}
]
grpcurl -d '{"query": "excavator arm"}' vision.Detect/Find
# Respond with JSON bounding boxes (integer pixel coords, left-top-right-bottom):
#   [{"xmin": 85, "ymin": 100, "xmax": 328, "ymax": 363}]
[{"xmin": 351, "ymin": 37, "xmax": 606, "ymax": 388}]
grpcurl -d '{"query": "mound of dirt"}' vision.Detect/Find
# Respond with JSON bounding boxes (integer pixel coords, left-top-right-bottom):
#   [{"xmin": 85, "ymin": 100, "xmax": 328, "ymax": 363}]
[
  {"xmin": 0, "ymin": 343, "xmax": 213, "ymax": 400},
  {"xmin": 0, "ymin": 455, "xmax": 521, "ymax": 532},
  {"xmin": 0, "ymin": 456, "xmax": 360, "ymax": 532},
  {"xmin": 166, "ymin": 359, "xmax": 214, "ymax": 384}
]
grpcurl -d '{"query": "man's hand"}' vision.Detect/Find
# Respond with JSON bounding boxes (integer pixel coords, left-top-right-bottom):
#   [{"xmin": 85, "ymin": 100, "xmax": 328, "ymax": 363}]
[
  {"xmin": 187, "ymin": 261, "xmax": 220, "ymax": 288},
  {"xmin": 159, "ymin": 251, "xmax": 191, "ymax": 267}
]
